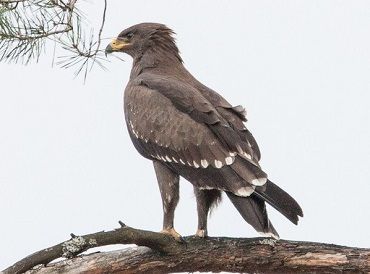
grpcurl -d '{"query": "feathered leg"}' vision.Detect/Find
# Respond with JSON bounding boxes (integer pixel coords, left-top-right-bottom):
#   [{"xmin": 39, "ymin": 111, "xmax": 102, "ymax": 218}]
[
  {"xmin": 194, "ymin": 187, "xmax": 222, "ymax": 237},
  {"xmin": 153, "ymin": 161, "xmax": 182, "ymax": 241}
]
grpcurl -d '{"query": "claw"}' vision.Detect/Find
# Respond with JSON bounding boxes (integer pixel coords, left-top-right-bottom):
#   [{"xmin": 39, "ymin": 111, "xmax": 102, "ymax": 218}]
[
  {"xmin": 160, "ymin": 228, "xmax": 185, "ymax": 243},
  {"xmin": 195, "ymin": 229, "xmax": 207, "ymax": 238}
]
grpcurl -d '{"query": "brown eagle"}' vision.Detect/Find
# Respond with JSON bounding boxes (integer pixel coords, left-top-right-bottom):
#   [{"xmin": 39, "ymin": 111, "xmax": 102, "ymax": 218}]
[{"xmin": 106, "ymin": 23, "xmax": 303, "ymax": 240}]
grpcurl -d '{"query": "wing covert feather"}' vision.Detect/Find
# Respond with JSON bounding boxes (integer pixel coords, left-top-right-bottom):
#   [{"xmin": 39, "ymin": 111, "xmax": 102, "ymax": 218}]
[
  {"xmin": 136, "ymin": 74, "xmax": 258, "ymax": 163},
  {"xmin": 124, "ymin": 84, "xmax": 232, "ymax": 168}
]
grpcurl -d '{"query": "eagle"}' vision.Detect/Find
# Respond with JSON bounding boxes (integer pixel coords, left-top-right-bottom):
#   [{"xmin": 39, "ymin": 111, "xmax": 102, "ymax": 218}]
[{"xmin": 105, "ymin": 23, "xmax": 303, "ymax": 240}]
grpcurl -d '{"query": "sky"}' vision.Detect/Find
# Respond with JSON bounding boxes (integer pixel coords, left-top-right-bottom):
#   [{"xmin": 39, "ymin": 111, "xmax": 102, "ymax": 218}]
[{"xmin": 1, "ymin": 0, "xmax": 370, "ymax": 270}]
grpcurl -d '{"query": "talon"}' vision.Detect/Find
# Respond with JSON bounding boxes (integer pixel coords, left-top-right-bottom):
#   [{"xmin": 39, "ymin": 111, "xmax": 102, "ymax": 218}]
[
  {"xmin": 160, "ymin": 228, "xmax": 184, "ymax": 242},
  {"xmin": 195, "ymin": 229, "xmax": 207, "ymax": 238}
]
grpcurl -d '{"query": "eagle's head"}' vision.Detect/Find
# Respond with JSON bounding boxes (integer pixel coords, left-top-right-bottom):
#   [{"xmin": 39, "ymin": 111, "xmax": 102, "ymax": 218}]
[{"xmin": 105, "ymin": 22, "xmax": 182, "ymax": 63}]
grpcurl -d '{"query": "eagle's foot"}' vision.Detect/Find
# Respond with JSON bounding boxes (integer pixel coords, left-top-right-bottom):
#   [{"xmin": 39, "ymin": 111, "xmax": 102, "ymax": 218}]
[
  {"xmin": 160, "ymin": 228, "xmax": 184, "ymax": 242},
  {"xmin": 195, "ymin": 229, "xmax": 207, "ymax": 238}
]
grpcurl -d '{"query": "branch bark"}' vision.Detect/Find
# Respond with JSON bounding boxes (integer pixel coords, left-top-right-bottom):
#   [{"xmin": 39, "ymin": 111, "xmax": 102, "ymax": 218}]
[{"xmin": 3, "ymin": 223, "xmax": 369, "ymax": 274}]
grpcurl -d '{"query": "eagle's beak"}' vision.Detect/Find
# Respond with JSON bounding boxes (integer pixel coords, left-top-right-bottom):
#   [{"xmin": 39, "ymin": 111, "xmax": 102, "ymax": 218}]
[
  {"xmin": 105, "ymin": 44, "xmax": 113, "ymax": 57},
  {"xmin": 105, "ymin": 38, "xmax": 130, "ymax": 57}
]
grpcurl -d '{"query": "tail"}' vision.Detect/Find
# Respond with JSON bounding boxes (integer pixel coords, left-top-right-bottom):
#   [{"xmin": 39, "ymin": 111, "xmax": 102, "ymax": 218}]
[
  {"xmin": 254, "ymin": 180, "xmax": 303, "ymax": 225},
  {"xmin": 226, "ymin": 180, "xmax": 303, "ymax": 238},
  {"xmin": 226, "ymin": 192, "xmax": 280, "ymax": 239}
]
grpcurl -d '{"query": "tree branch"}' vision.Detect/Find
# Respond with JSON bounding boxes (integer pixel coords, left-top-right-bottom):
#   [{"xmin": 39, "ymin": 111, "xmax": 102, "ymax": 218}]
[{"xmin": 3, "ymin": 223, "xmax": 369, "ymax": 274}]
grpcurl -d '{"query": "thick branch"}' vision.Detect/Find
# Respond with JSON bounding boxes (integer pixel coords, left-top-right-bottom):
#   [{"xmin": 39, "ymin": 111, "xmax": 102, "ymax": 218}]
[
  {"xmin": 3, "ymin": 223, "xmax": 369, "ymax": 274},
  {"xmin": 3, "ymin": 223, "xmax": 179, "ymax": 274}
]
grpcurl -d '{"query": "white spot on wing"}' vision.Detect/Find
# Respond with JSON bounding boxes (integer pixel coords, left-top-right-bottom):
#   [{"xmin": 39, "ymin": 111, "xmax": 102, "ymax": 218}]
[
  {"xmin": 243, "ymin": 152, "xmax": 252, "ymax": 160},
  {"xmin": 193, "ymin": 161, "xmax": 200, "ymax": 168},
  {"xmin": 201, "ymin": 159, "xmax": 209, "ymax": 168},
  {"xmin": 128, "ymin": 120, "xmax": 140, "ymax": 138},
  {"xmin": 179, "ymin": 159, "xmax": 186, "ymax": 165},
  {"xmin": 225, "ymin": 156, "xmax": 233, "ymax": 165},
  {"xmin": 236, "ymin": 186, "xmax": 255, "ymax": 196},
  {"xmin": 165, "ymin": 155, "xmax": 172, "ymax": 162},
  {"xmin": 172, "ymin": 157, "xmax": 178, "ymax": 163},
  {"xmin": 214, "ymin": 160, "xmax": 223, "ymax": 169},
  {"xmin": 251, "ymin": 178, "xmax": 267, "ymax": 186}
]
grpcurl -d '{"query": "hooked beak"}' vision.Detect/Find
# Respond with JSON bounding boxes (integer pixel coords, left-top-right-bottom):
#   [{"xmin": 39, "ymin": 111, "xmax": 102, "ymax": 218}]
[
  {"xmin": 105, "ymin": 44, "xmax": 113, "ymax": 57},
  {"xmin": 105, "ymin": 38, "xmax": 130, "ymax": 57}
]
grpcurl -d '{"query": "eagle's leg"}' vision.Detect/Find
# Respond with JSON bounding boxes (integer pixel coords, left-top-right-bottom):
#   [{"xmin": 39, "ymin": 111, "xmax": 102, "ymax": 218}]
[
  {"xmin": 153, "ymin": 161, "xmax": 182, "ymax": 241},
  {"xmin": 194, "ymin": 187, "xmax": 222, "ymax": 238}
]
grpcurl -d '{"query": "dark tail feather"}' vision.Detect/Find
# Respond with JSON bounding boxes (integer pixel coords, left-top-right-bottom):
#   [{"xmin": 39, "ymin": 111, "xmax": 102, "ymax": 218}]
[
  {"xmin": 255, "ymin": 180, "xmax": 303, "ymax": 225},
  {"xmin": 226, "ymin": 192, "xmax": 279, "ymax": 239}
]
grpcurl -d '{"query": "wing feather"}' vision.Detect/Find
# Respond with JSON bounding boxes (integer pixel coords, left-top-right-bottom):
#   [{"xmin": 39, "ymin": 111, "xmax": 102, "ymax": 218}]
[
  {"xmin": 137, "ymin": 74, "xmax": 257, "ymax": 162},
  {"xmin": 124, "ymin": 76, "xmax": 267, "ymax": 195},
  {"xmin": 125, "ymin": 82, "xmax": 234, "ymax": 167},
  {"xmin": 194, "ymin": 81, "xmax": 261, "ymax": 161}
]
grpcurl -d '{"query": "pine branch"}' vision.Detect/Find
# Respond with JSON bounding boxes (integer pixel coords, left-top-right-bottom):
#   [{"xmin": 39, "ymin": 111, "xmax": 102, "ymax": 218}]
[{"xmin": 0, "ymin": 0, "xmax": 108, "ymax": 79}]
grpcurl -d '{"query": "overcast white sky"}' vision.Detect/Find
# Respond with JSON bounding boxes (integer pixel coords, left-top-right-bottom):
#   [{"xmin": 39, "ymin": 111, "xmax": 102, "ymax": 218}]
[{"xmin": 1, "ymin": 0, "xmax": 370, "ymax": 270}]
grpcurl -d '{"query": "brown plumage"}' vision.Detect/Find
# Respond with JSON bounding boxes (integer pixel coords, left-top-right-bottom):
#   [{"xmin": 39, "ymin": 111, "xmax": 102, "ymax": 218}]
[{"xmin": 106, "ymin": 23, "xmax": 303, "ymax": 239}]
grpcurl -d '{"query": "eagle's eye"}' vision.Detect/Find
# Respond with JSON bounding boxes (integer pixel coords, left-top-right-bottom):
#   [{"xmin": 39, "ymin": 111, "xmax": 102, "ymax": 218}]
[{"xmin": 125, "ymin": 32, "xmax": 134, "ymax": 39}]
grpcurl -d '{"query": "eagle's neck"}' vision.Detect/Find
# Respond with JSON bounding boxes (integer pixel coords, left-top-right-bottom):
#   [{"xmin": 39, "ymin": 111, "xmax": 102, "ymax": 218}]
[
  {"xmin": 130, "ymin": 50, "xmax": 184, "ymax": 79},
  {"xmin": 130, "ymin": 34, "xmax": 183, "ymax": 79}
]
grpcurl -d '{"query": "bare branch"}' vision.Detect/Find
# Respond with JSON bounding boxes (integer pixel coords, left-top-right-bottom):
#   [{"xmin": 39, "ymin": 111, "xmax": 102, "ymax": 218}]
[
  {"xmin": 3, "ymin": 223, "xmax": 182, "ymax": 274},
  {"xmin": 3, "ymin": 223, "xmax": 370, "ymax": 274}
]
